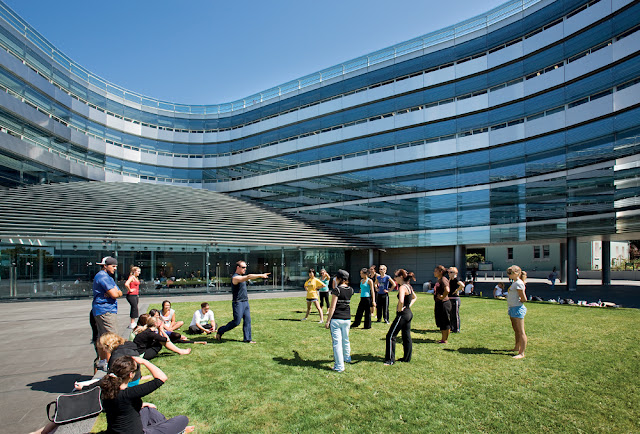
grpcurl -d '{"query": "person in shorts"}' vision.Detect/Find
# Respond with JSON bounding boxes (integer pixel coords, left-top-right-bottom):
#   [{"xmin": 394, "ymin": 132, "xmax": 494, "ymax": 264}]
[
  {"xmin": 302, "ymin": 268, "xmax": 326, "ymax": 323},
  {"xmin": 506, "ymin": 265, "xmax": 528, "ymax": 359}
]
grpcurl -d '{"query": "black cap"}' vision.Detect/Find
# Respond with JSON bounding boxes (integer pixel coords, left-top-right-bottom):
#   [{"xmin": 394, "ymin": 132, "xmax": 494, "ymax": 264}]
[
  {"xmin": 96, "ymin": 256, "xmax": 117, "ymax": 266},
  {"xmin": 336, "ymin": 269, "xmax": 349, "ymax": 280}
]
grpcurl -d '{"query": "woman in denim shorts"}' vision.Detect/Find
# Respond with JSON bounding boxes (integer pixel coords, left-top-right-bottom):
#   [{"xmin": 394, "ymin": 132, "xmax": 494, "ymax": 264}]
[{"xmin": 506, "ymin": 266, "xmax": 528, "ymax": 359}]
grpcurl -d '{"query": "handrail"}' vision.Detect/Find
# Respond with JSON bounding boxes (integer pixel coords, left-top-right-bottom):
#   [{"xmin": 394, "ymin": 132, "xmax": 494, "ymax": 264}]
[{"xmin": 0, "ymin": 0, "xmax": 542, "ymax": 115}]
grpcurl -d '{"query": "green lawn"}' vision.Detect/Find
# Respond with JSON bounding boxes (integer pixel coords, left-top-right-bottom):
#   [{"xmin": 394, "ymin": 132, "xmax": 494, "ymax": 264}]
[{"xmin": 93, "ymin": 295, "xmax": 640, "ymax": 433}]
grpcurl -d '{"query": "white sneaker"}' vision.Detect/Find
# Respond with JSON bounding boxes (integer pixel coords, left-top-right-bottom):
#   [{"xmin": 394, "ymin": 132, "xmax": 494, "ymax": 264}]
[
  {"xmin": 96, "ymin": 359, "xmax": 108, "ymax": 371},
  {"xmin": 318, "ymin": 320, "xmax": 324, "ymax": 324}
]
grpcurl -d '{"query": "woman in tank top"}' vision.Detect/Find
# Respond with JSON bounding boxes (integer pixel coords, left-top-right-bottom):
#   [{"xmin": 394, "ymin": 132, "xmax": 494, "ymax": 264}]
[
  {"xmin": 125, "ymin": 266, "xmax": 141, "ymax": 329},
  {"xmin": 384, "ymin": 269, "xmax": 417, "ymax": 365},
  {"xmin": 350, "ymin": 268, "xmax": 376, "ymax": 329},
  {"xmin": 160, "ymin": 300, "xmax": 184, "ymax": 332}
]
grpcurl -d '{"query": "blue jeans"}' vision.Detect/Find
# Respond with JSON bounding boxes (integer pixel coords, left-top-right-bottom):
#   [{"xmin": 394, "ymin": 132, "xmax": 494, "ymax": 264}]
[
  {"xmin": 218, "ymin": 300, "xmax": 252, "ymax": 341},
  {"xmin": 330, "ymin": 319, "xmax": 351, "ymax": 371}
]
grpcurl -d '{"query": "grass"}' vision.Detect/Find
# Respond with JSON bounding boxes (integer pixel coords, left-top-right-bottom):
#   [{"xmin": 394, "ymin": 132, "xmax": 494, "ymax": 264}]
[{"xmin": 92, "ymin": 295, "xmax": 640, "ymax": 433}]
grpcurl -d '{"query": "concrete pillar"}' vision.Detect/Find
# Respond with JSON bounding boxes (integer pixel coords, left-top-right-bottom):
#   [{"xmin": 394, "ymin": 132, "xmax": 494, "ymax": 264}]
[
  {"xmin": 567, "ymin": 237, "xmax": 577, "ymax": 291},
  {"xmin": 602, "ymin": 240, "xmax": 611, "ymax": 286},
  {"xmin": 560, "ymin": 242, "xmax": 567, "ymax": 283},
  {"xmin": 455, "ymin": 245, "xmax": 467, "ymax": 280},
  {"xmin": 368, "ymin": 249, "xmax": 374, "ymax": 267}
]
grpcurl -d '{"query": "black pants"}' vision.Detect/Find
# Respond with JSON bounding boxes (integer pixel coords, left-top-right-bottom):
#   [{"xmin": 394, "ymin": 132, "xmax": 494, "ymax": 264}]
[
  {"xmin": 385, "ymin": 309, "xmax": 413, "ymax": 364},
  {"xmin": 187, "ymin": 324, "xmax": 214, "ymax": 334},
  {"xmin": 449, "ymin": 297, "xmax": 460, "ymax": 332},
  {"xmin": 142, "ymin": 344, "xmax": 163, "ymax": 361},
  {"xmin": 126, "ymin": 294, "xmax": 139, "ymax": 319},
  {"xmin": 376, "ymin": 293, "xmax": 389, "ymax": 322},
  {"xmin": 351, "ymin": 296, "xmax": 372, "ymax": 329},
  {"xmin": 435, "ymin": 300, "xmax": 452, "ymax": 330},
  {"xmin": 139, "ymin": 406, "xmax": 189, "ymax": 434},
  {"xmin": 319, "ymin": 291, "xmax": 330, "ymax": 309}
]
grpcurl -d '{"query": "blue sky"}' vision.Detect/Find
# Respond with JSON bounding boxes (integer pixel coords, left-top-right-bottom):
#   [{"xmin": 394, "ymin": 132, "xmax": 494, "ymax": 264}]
[{"xmin": 6, "ymin": 0, "xmax": 508, "ymax": 104}]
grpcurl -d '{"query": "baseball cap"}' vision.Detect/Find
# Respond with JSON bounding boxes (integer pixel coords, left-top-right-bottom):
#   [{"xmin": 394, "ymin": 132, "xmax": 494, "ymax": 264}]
[
  {"xmin": 96, "ymin": 256, "xmax": 117, "ymax": 266},
  {"xmin": 336, "ymin": 269, "xmax": 349, "ymax": 280}
]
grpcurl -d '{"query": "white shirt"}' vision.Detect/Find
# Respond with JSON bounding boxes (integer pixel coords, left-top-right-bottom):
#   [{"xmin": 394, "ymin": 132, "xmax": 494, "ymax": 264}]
[
  {"xmin": 190, "ymin": 309, "xmax": 215, "ymax": 327},
  {"xmin": 494, "ymin": 285, "xmax": 503, "ymax": 297},
  {"xmin": 507, "ymin": 279, "xmax": 526, "ymax": 307},
  {"xmin": 160, "ymin": 308, "xmax": 175, "ymax": 327},
  {"xmin": 464, "ymin": 283, "xmax": 473, "ymax": 294}
]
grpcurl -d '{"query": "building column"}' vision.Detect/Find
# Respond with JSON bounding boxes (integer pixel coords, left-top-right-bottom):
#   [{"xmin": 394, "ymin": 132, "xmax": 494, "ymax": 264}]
[
  {"xmin": 602, "ymin": 240, "xmax": 611, "ymax": 286},
  {"xmin": 368, "ymin": 249, "xmax": 374, "ymax": 267},
  {"xmin": 567, "ymin": 237, "xmax": 577, "ymax": 291},
  {"xmin": 559, "ymin": 242, "xmax": 567, "ymax": 283},
  {"xmin": 455, "ymin": 245, "xmax": 467, "ymax": 280}
]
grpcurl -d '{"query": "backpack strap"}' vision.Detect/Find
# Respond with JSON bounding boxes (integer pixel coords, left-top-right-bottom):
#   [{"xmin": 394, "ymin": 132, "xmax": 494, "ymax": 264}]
[{"xmin": 46, "ymin": 400, "xmax": 57, "ymax": 422}]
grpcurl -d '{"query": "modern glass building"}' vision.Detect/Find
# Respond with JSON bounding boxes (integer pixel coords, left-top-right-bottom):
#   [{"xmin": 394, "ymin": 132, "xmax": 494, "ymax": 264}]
[{"xmin": 1, "ymin": 0, "xmax": 639, "ymax": 297}]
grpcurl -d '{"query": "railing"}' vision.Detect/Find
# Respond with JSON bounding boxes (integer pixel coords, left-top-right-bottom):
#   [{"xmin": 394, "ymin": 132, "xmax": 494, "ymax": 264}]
[{"xmin": 0, "ymin": 0, "xmax": 542, "ymax": 115}]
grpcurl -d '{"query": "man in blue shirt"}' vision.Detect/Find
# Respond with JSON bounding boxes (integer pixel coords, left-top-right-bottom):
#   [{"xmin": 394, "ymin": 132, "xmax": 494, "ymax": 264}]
[{"xmin": 93, "ymin": 256, "xmax": 122, "ymax": 369}]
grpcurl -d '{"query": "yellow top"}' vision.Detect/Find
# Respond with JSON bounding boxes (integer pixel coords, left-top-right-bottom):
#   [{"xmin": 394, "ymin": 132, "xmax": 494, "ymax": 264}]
[{"xmin": 304, "ymin": 277, "xmax": 326, "ymax": 299}]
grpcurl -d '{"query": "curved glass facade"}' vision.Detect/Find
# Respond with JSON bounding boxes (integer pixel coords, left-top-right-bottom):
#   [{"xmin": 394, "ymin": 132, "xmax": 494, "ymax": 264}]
[{"xmin": 0, "ymin": 0, "xmax": 639, "ymax": 255}]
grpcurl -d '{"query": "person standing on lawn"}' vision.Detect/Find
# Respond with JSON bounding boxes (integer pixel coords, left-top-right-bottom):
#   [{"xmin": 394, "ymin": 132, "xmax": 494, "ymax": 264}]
[
  {"xmin": 325, "ymin": 269, "xmax": 354, "ymax": 372},
  {"xmin": 318, "ymin": 268, "xmax": 331, "ymax": 316},
  {"xmin": 433, "ymin": 265, "xmax": 452, "ymax": 344},
  {"xmin": 376, "ymin": 264, "xmax": 396, "ymax": 324},
  {"xmin": 302, "ymin": 268, "xmax": 326, "ymax": 322},
  {"xmin": 124, "ymin": 266, "xmax": 141, "ymax": 329},
  {"xmin": 506, "ymin": 265, "xmax": 528, "ymax": 359},
  {"xmin": 447, "ymin": 267, "xmax": 464, "ymax": 333},
  {"xmin": 351, "ymin": 268, "xmax": 376, "ymax": 329},
  {"xmin": 384, "ymin": 269, "xmax": 417, "ymax": 365},
  {"xmin": 216, "ymin": 260, "xmax": 270, "ymax": 343}
]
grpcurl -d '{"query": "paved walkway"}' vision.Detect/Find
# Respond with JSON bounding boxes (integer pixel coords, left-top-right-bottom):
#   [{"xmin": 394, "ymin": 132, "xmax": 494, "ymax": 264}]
[{"xmin": 0, "ymin": 290, "xmax": 305, "ymax": 434}]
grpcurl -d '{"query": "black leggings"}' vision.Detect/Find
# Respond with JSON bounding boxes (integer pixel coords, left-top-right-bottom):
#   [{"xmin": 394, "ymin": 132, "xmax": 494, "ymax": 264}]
[
  {"xmin": 385, "ymin": 309, "xmax": 413, "ymax": 364},
  {"xmin": 126, "ymin": 294, "xmax": 139, "ymax": 319},
  {"xmin": 351, "ymin": 296, "xmax": 373, "ymax": 329},
  {"xmin": 319, "ymin": 291, "xmax": 330, "ymax": 309}
]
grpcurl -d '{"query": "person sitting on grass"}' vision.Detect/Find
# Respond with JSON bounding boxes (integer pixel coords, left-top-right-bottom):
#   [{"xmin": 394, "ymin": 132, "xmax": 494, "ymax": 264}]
[
  {"xmin": 160, "ymin": 300, "xmax": 184, "ymax": 332},
  {"xmin": 148, "ymin": 309, "xmax": 207, "ymax": 345},
  {"xmin": 188, "ymin": 302, "xmax": 216, "ymax": 334},
  {"xmin": 493, "ymin": 282, "xmax": 506, "ymax": 298},
  {"xmin": 133, "ymin": 316, "xmax": 191, "ymax": 360},
  {"xmin": 464, "ymin": 280, "xmax": 475, "ymax": 296},
  {"xmin": 100, "ymin": 355, "xmax": 194, "ymax": 434},
  {"xmin": 302, "ymin": 268, "xmax": 326, "ymax": 323}
]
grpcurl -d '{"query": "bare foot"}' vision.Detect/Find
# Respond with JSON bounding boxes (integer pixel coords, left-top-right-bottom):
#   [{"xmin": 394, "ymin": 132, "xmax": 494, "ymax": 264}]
[
  {"xmin": 246, "ymin": 340, "xmax": 257, "ymax": 344},
  {"xmin": 513, "ymin": 353, "xmax": 525, "ymax": 359},
  {"xmin": 195, "ymin": 341, "xmax": 207, "ymax": 345},
  {"xmin": 185, "ymin": 426, "xmax": 195, "ymax": 433},
  {"xmin": 180, "ymin": 348, "xmax": 192, "ymax": 355}
]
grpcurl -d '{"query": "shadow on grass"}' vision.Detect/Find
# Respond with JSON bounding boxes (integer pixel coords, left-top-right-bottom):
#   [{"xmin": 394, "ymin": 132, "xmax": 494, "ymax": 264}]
[
  {"xmin": 275, "ymin": 318, "xmax": 306, "ymax": 322},
  {"xmin": 348, "ymin": 353, "xmax": 383, "ymax": 364},
  {"xmin": 27, "ymin": 373, "xmax": 93, "ymax": 393},
  {"xmin": 273, "ymin": 350, "xmax": 333, "ymax": 371},
  {"xmin": 442, "ymin": 347, "xmax": 515, "ymax": 356},
  {"xmin": 411, "ymin": 328, "xmax": 440, "ymax": 334},
  {"xmin": 412, "ymin": 337, "xmax": 439, "ymax": 344}
]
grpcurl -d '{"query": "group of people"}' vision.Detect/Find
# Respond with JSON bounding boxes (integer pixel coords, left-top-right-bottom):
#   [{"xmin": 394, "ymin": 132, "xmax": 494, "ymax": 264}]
[
  {"xmin": 316, "ymin": 263, "xmax": 529, "ymax": 372},
  {"xmin": 81, "ymin": 257, "xmax": 269, "ymax": 434}
]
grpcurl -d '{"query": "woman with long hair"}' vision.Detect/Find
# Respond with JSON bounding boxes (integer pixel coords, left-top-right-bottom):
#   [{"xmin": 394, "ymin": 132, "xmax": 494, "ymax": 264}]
[
  {"xmin": 447, "ymin": 267, "xmax": 464, "ymax": 333},
  {"xmin": 351, "ymin": 268, "xmax": 376, "ymax": 329},
  {"xmin": 506, "ymin": 266, "xmax": 528, "ymax": 359},
  {"xmin": 125, "ymin": 266, "xmax": 141, "ymax": 329},
  {"xmin": 384, "ymin": 269, "xmax": 417, "ymax": 365},
  {"xmin": 133, "ymin": 316, "xmax": 191, "ymax": 360},
  {"xmin": 160, "ymin": 300, "xmax": 184, "ymax": 332},
  {"xmin": 318, "ymin": 269, "xmax": 331, "ymax": 316},
  {"xmin": 99, "ymin": 356, "xmax": 194, "ymax": 433},
  {"xmin": 433, "ymin": 265, "xmax": 452, "ymax": 343}
]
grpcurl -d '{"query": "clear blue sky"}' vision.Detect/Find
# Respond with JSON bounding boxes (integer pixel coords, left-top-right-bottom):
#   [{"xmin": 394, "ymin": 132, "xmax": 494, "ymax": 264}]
[{"xmin": 6, "ymin": 0, "xmax": 508, "ymax": 104}]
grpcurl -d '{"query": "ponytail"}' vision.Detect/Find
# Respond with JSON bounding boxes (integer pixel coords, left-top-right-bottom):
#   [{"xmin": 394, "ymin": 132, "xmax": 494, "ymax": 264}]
[
  {"xmin": 395, "ymin": 269, "xmax": 416, "ymax": 282},
  {"xmin": 99, "ymin": 356, "xmax": 136, "ymax": 400}
]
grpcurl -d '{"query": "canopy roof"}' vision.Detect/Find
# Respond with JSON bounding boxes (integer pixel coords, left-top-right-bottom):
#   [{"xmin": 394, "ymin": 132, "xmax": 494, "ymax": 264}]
[{"xmin": 0, "ymin": 181, "xmax": 370, "ymax": 249}]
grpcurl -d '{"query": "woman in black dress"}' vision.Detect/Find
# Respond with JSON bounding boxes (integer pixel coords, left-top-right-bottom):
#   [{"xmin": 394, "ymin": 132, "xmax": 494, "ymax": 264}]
[{"xmin": 433, "ymin": 265, "xmax": 452, "ymax": 343}]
